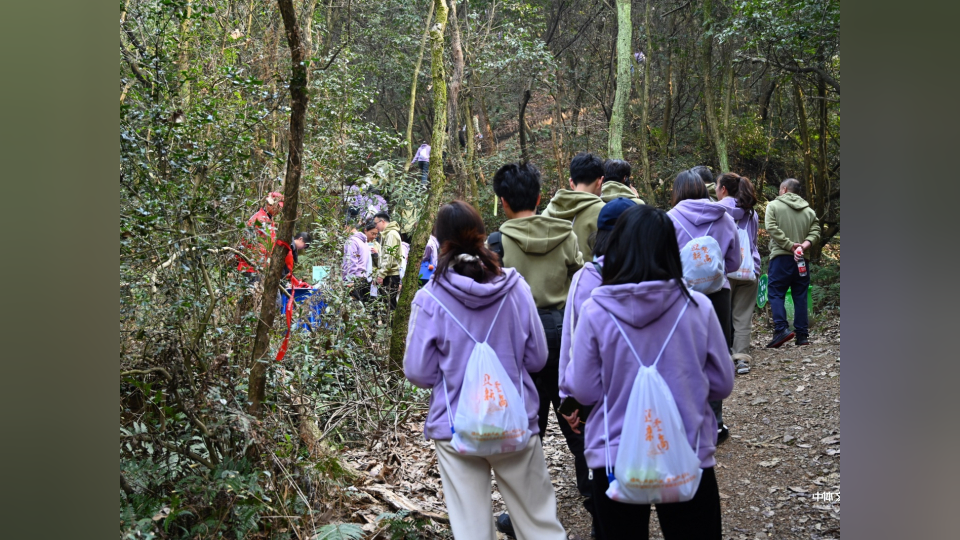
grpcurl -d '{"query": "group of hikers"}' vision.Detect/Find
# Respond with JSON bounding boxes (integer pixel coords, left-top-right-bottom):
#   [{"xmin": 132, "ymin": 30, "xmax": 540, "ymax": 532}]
[
  {"xmin": 398, "ymin": 153, "xmax": 821, "ymax": 539},
  {"xmin": 238, "ymin": 151, "xmax": 821, "ymax": 539}
]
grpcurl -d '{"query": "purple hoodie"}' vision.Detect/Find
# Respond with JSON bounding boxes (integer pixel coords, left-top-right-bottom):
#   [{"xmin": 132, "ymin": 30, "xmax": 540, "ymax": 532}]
[
  {"xmin": 717, "ymin": 197, "xmax": 761, "ymax": 276},
  {"xmin": 342, "ymin": 231, "xmax": 370, "ymax": 281},
  {"xmin": 404, "ymin": 268, "xmax": 548, "ymax": 441},
  {"xmin": 568, "ymin": 280, "xmax": 734, "ymax": 470},
  {"xmin": 558, "ymin": 256, "xmax": 604, "ymax": 399},
  {"xmin": 668, "ymin": 199, "xmax": 741, "ymax": 290}
]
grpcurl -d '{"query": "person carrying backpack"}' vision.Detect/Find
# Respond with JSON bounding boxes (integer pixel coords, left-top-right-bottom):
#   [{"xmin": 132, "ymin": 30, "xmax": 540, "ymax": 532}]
[
  {"xmin": 716, "ymin": 173, "xmax": 760, "ymax": 375},
  {"xmin": 403, "ymin": 201, "xmax": 567, "ymax": 540},
  {"xmin": 667, "ymin": 170, "xmax": 739, "ymax": 445},
  {"xmin": 557, "ymin": 196, "xmax": 637, "ymax": 540},
  {"xmin": 567, "ymin": 204, "xmax": 734, "ymax": 539}
]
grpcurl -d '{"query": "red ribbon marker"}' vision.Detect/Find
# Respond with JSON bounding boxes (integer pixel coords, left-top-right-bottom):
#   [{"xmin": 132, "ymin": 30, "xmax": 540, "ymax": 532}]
[{"xmin": 274, "ymin": 240, "xmax": 297, "ymax": 362}]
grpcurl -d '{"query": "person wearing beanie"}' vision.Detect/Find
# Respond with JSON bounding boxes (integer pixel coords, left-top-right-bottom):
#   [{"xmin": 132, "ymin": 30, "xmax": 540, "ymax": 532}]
[{"xmin": 556, "ymin": 196, "xmax": 637, "ymax": 540}]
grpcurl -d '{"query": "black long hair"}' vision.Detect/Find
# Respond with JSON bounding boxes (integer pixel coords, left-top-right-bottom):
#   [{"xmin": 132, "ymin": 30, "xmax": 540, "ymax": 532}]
[
  {"xmin": 601, "ymin": 204, "xmax": 697, "ymax": 304},
  {"xmin": 433, "ymin": 200, "xmax": 502, "ymax": 283},
  {"xmin": 671, "ymin": 169, "xmax": 709, "ymax": 206},
  {"xmin": 717, "ymin": 172, "xmax": 757, "ymax": 220}
]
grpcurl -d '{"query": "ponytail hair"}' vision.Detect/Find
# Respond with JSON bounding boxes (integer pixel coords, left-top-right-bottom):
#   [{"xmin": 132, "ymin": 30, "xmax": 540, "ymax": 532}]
[
  {"xmin": 433, "ymin": 200, "xmax": 502, "ymax": 283},
  {"xmin": 717, "ymin": 172, "xmax": 757, "ymax": 221}
]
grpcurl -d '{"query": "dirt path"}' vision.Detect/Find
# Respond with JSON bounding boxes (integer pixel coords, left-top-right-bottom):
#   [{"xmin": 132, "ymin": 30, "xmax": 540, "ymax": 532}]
[{"xmin": 341, "ymin": 312, "xmax": 840, "ymax": 539}]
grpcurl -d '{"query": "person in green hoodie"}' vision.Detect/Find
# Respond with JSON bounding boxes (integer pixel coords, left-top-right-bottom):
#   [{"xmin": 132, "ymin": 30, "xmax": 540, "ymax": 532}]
[
  {"xmin": 374, "ymin": 211, "xmax": 403, "ymax": 309},
  {"xmin": 487, "ymin": 161, "xmax": 584, "ymax": 539},
  {"xmin": 542, "ymin": 152, "xmax": 606, "ymax": 259},
  {"xmin": 765, "ymin": 178, "xmax": 821, "ymax": 348},
  {"xmin": 600, "ymin": 159, "xmax": 644, "ymax": 205},
  {"xmin": 692, "ymin": 165, "xmax": 719, "ymax": 202}
]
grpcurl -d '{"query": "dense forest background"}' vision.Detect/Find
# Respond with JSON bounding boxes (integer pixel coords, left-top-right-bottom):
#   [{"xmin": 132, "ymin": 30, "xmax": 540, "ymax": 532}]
[{"xmin": 120, "ymin": 0, "xmax": 839, "ymax": 537}]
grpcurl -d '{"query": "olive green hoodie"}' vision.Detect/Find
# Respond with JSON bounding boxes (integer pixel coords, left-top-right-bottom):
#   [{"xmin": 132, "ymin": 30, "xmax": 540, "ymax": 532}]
[
  {"xmin": 704, "ymin": 182, "xmax": 718, "ymax": 202},
  {"xmin": 764, "ymin": 193, "xmax": 821, "ymax": 260},
  {"xmin": 542, "ymin": 190, "xmax": 605, "ymax": 259},
  {"xmin": 497, "ymin": 215, "xmax": 584, "ymax": 309},
  {"xmin": 378, "ymin": 221, "xmax": 403, "ymax": 276},
  {"xmin": 600, "ymin": 181, "xmax": 645, "ymax": 205}
]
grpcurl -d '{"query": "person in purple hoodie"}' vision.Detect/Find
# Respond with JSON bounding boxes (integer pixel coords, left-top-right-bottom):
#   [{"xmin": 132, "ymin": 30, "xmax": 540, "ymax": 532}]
[
  {"xmin": 555, "ymin": 196, "xmax": 636, "ymax": 540},
  {"xmin": 568, "ymin": 204, "xmax": 735, "ymax": 539},
  {"xmin": 716, "ymin": 173, "xmax": 760, "ymax": 375},
  {"xmin": 668, "ymin": 169, "xmax": 740, "ymax": 445},
  {"xmin": 403, "ymin": 200, "xmax": 567, "ymax": 540},
  {"xmin": 342, "ymin": 218, "xmax": 378, "ymax": 302}
]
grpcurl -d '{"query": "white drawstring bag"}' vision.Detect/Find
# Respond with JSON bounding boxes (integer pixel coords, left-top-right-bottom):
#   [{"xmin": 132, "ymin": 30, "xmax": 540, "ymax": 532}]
[
  {"xmin": 727, "ymin": 226, "xmax": 756, "ymax": 281},
  {"xmin": 670, "ymin": 216, "xmax": 725, "ymax": 294},
  {"xmin": 602, "ymin": 299, "xmax": 703, "ymax": 504},
  {"xmin": 424, "ymin": 290, "xmax": 531, "ymax": 456}
]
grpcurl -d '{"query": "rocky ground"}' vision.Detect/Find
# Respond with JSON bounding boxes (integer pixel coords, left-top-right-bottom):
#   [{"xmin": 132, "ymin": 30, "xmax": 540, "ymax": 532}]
[{"xmin": 339, "ymin": 310, "xmax": 840, "ymax": 540}]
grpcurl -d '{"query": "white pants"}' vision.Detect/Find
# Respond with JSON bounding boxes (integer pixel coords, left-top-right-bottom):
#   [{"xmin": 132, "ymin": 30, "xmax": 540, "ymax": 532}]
[{"xmin": 434, "ymin": 435, "xmax": 567, "ymax": 540}]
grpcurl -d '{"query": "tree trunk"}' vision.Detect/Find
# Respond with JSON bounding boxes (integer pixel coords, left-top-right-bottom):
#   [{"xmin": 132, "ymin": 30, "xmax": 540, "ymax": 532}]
[
  {"xmin": 301, "ymin": 0, "xmax": 319, "ymax": 57},
  {"xmin": 247, "ymin": 0, "xmax": 309, "ymax": 416},
  {"xmin": 721, "ymin": 50, "xmax": 734, "ymax": 134},
  {"xmin": 464, "ymin": 96, "xmax": 478, "ymax": 203},
  {"xmin": 792, "ymin": 79, "xmax": 814, "ymax": 198},
  {"xmin": 607, "ymin": 0, "xmax": 631, "ymax": 159},
  {"xmin": 446, "ymin": 0, "xmax": 467, "ymax": 195},
  {"xmin": 388, "ymin": 0, "xmax": 450, "ymax": 374},
  {"xmin": 661, "ymin": 15, "xmax": 674, "ymax": 150},
  {"xmin": 477, "ymin": 90, "xmax": 496, "ymax": 155},
  {"xmin": 403, "ymin": 1, "xmax": 435, "ymax": 173},
  {"xmin": 177, "ymin": 1, "xmax": 193, "ymax": 107},
  {"xmin": 700, "ymin": 0, "xmax": 728, "ymax": 172},
  {"xmin": 638, "ymin": 0, "xmax": 652, "ymax": 199},
  {"xmin": 519, "ymin": 88, "xmax": 532, "ymax": 164},
  {"xmin": 550, "ymin": 85, "xmax": 566, "ymax": 187},
  {"xmin": 809, "ymin": 75, "xmax": 831, "ymax": 261},
  {"xmin": 759, "ymin": 74, "xmax": 777, "ymax": 122}
]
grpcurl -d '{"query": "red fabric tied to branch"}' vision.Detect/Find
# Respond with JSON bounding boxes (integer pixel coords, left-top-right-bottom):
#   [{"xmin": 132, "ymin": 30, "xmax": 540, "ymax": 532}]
[{"xmin": 275, "ymin": 241, "xmax": 296, "ymax": 362}]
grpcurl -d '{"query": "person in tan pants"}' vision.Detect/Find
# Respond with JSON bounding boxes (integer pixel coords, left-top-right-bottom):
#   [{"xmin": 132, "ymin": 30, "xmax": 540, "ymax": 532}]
[
  {"xmin": 716, "ymin": 173, "xmax": 761, "ymax": 374},
  {"xmin": 435, "ymin": 436, "xmax": 567, "ymax": 540},
  {"xmin": 404, "ymin": 201, "xmax": 567, "ymax": 540}
]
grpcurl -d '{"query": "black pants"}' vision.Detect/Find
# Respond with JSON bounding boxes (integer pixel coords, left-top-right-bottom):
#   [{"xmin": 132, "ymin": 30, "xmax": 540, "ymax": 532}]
[
  {"xmin": 591, "ymin": 467, "xmax": 721, "ymax": 539},
  {"xmin": 382, "ymin": 275, "xmax": 401, "ymax": 310},
  {"xmin": 532, "ymin": 308, "xmax": 600, "ymax": 533},
  {"xmin": 705, "ymin": 288, "xmax": 732, "ymax": 427},
  {"xmin": 349, "ymin": 278, "xmax": 371, "ymax": 302}
]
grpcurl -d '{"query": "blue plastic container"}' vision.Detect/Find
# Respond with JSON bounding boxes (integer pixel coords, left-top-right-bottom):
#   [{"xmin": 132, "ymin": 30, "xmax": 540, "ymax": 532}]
[
  {"xmin": 280, "ymin": 288, "xmax": 327, "ymax": 330},
  {"xmin": 419, "ymin": 260, "xmax": 435, "ymax": 281}
]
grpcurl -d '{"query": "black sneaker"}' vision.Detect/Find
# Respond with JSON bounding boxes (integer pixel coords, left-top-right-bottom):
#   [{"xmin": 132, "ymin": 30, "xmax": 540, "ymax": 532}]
[
  {"xmin": 796, "ymin": 335, "xmax": 810, "ymax": 346},
  {"xmin": 766, "ymin": 329, "xmax": 796, "ymax": 348},
  {"xmin": 496, "ymin": 513, "xmax": 516, "ymax": 538},
  {"xmin": 717, "ymin": 424, "xmax": 730, "ymax": 446}
]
